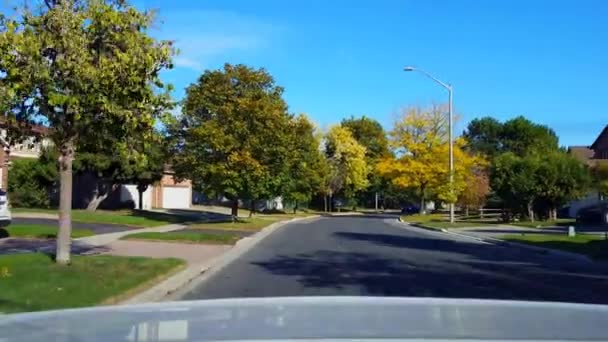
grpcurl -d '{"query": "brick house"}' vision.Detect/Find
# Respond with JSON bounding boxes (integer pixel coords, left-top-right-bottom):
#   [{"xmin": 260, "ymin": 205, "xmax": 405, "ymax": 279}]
[{"xmin": 0, "ymin": 123, "xmax": 191, "ymax": 209}]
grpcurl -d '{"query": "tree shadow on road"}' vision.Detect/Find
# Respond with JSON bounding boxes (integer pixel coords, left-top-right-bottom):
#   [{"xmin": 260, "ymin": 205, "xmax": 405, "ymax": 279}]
[{"xmin": 253, "ymin": 231, "xmax": 608, "ymax": 304}]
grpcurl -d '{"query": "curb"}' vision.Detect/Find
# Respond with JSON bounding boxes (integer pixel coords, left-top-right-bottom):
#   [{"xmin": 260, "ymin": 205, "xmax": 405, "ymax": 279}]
[
  {"xmin": 129, "ymin": 215, "xmax": 321, "ymax": 303},
  {"xmin": 397, "ymin": 218, "xmax": 593, "ymax": 263},
  {"xmin": 397, "ymin": 218, "xmax": 488, "ymax": 243}
]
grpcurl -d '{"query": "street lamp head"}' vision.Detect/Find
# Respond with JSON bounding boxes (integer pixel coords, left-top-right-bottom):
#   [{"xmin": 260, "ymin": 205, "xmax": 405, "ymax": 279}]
[{"xmin": 403, "ymin": 66, "xmax": 415, "ymax": 71}]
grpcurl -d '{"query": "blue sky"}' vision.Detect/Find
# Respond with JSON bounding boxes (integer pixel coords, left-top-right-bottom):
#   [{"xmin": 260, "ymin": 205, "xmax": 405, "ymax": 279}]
[{"xmin": 4, "ymin": 0, "xmax": 608, "ymax": 146}]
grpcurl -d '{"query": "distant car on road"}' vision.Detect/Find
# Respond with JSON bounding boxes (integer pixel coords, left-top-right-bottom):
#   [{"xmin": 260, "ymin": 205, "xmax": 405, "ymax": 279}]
[
  {"xmin": 400, "ymin": 204, "xmax": 420, "ymax": 215},
  {"xmin": 0, "ymin": 189, "xmax": 11, "ymax": 227},
  {"xmin": 576, "ymin": 202, "xmax": 608, "ymax": 225}
]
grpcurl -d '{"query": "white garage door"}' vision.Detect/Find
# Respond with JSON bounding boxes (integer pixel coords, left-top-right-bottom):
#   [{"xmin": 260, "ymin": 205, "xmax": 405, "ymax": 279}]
[{"xmin": 162, "ymin": 187, "xmax": 191, "ymax": 209}]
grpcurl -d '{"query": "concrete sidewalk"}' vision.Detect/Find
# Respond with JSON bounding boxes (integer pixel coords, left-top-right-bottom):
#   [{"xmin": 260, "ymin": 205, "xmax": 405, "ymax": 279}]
[{"xmin": 75, "ymin": 224, "xmax": 185, "ymax": 246}]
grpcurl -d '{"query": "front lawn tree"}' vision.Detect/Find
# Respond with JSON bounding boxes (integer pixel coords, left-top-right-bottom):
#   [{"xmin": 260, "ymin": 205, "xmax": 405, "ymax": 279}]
[
  {"xmin": 283, "ymin": 115, "xmax": 326, "ymax": 213},
  {"xmin": 0, "ymin": 0, "xmax": 174, "ymax": 264},
  {"xmin": 378, "ymin": 106, "xmax": 483, "ymax": 214},
  {"xmin": 341, "ymin": 116, "xmax": 391, "ymax": 210},
  {"xmin": 324, "ymin": 126, "xmax": 369, "ymax": 210},
  {"xmin": 170, "ymin": 64, "xmax": 292, "ymax": 218}
]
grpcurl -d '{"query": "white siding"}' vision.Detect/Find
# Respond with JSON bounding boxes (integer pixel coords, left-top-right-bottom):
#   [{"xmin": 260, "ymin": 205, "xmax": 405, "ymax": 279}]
[
  {"xmin": 162, "ymin": 187, "xmax": 191, "ymax": 209},
  {"xmin": 121, "ymin": 184, "xmax": 152, "ymax": 210}
]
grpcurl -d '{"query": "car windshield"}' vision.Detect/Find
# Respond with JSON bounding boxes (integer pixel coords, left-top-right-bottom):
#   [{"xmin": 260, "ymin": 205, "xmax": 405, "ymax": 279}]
[{"xmin": 1, "ymin": 0, "xmax": 608, "ymax": 340}]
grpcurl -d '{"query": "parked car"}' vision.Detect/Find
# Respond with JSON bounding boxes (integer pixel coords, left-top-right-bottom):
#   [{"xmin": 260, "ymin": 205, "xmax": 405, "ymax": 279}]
[
  {"xmin": 0, "ymin": 189, "xmax": 11, "ymax": 227},
  {"xmin": 400, "ymin": 204, "xmax": 420, "ymax": 215},
  {"xmin": 576, "ymin": 202, "xmax": 608, "ymax": 225}
]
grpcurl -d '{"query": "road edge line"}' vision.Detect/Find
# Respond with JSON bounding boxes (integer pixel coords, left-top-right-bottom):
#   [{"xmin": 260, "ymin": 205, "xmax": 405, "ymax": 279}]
[
  {"xmin": 397, "ymin": 218, "xmax": 592, "ymax": 262},
  {"xmin": 158, "ymin": 215, "xmax": 321, "ymax": 302}
]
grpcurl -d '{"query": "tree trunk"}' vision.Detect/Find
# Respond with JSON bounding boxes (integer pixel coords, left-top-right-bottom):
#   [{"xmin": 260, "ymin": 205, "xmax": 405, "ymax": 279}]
[
  {"xmin": 375, "ymin": 192, "xmax": 378, "ymax": 213},
  {"xmin": 56, "ymin": 142, "xmax": 74, "ymax": 265},
  {"xmin": 324, "ymin": 195, "xmax": 328, "ymax": 212},
  {"xmin": 464, "ymin": 206, "xmax": 469, "ymax": 217},
  {"xmin": 550, "ymin": 207, "xmax": 557, "ymax": 221},
  {"xmin": 293, "ymin": 200, "xmax": 298, "ymax": 214},
  {"xmin": 86, "ymin": 181, "xmax": 113, "ymax": 211},
  {"xmin": 136, "ymin": 184, "xmax": 148, "ymax": 210},
  {"xmin": 419, "ymin": 189, "xmax": 426, "ymax": 214},
  {"xmin": 249, "ymin": 199, "xmax": 255, "ymax": 218},
  {"xmin": 231, "ymin": 198, "xmax": 239, "ymax": 219},
  {"xmin": 527, "ymin": 201, "xmax": 535, "ymax": 222}
]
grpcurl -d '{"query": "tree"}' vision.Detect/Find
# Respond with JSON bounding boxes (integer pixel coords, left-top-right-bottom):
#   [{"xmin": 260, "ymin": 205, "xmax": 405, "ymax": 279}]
[
  {"xmin": 457, "ymin": 168, "xmax": 490, "ymax": 216},
  {"xmin": 535, "ymin": 152, "xmax": 590, "ymax": 220},
  {"xmin": 283, "ymin": 115, "xmax": 327, "ymax": 213},
  {"xmin": 0, "ymin": 0, "xmax": 174, "ymax": 264},
  {"xmin": 170, "ymin": 64, "xmax": 292, "ymax": 218},
  {"xmin": 464, "ymin": 116, "xmax": 559, "ymax": 158},
  {"xmin": 491, "ymin": 153, "xmax": 541, "ymax": 221},
  {"xmin": 462, "ymin": 117, "xmax": 503, "ymax": 158},
  {"xmin": 341, "ymin": 116, "xmax": 391, "ymax": 209},
  {"xmin": 128, "ymin": 137, "xmax": 166, "ymax": 210},
  {"xmin": 591, "ymin": 162, "xmax": 608, "ymax": 199},
  {"xmin": 377, "ymin": 105, "xmax": 483, "ymax": 213},
  {"xmin": 324, "ymin": 126, "xmax": 369, "ymax": 209},
  {"xmin": 341, "ymin": 116, "xmax": 390, "ymax": 160}
]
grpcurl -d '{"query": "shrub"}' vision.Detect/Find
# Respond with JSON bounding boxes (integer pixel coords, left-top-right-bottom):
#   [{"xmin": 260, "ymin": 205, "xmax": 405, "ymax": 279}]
[{"xmin": 8, "ymin": 159, "xmax": 56, "ymax": 208}]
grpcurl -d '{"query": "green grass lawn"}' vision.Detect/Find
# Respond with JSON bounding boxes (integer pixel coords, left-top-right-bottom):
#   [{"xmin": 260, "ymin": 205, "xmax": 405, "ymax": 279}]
[
  {"xmin": 13, "ymin": 208, "xmax": 187, "ymax": 227},
  {"xmin": 500, "ymin": 234, "xmax": 608, "ymax": 259},
  {"xmin": 121, "ymin": 231, "xmax": 240, "ymax": 244},
  {"xmin": 1, "ymin": 224, "xmax": 95, "ymax": 239},
  {"xmin": 0, "ymin": 253, "xmax": 185, "ymax": 313},
  {"xmin": 189, "ymin": 216, "xmax": 290, "ymax": 231}
]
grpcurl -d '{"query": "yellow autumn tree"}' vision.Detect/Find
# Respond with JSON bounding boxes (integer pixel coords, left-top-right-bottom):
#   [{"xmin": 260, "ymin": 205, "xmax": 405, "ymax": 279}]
[
  {"xmin": 325, "ymin": 126, "xmax": 370, "ymax": 206},
  {"xmin": 377, "ymin": 105, "xmax": 484, "ymax": 212}
]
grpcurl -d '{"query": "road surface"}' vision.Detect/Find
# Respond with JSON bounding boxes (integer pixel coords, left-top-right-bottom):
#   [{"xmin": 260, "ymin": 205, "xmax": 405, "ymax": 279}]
[{"xmin": 179, "ymin": 215, "xmax": 608, "ymax": 304}]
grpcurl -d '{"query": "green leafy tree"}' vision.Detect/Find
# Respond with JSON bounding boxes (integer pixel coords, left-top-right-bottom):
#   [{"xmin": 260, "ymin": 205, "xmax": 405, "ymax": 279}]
[
  {"xmin": 591, "ymin": 162, "xmax": 608, "ymax": 198},
  {"xmin": 170, "ymin": 64, "xmax": 292, "ymax": 218},
  {"xmin": 535, "ymin": 152, "xmax": 590, "ymax": 220},
  {"xmin": 464, "ymin": 116, "xmax": 559, "ymax": 158},
  {"xmin": 0, "ymin": 0, "xmax": 174, "ymax": 264},
  {"xmin": 341, "ymin": 116, "xmax": 391, "ymax": 209},
  {"xmin": 324, "ymin": 126, "xmax": 369, "ymax": 209},
  {"xmin": 462, "ymin": 117, "xmax": 503, "ymax": 158},
  {"xmin": 491, "ymin": 153, "xmax": 541, "ymax": 221},
  {"xmin": 341, "ymin": 116, "xmax": 390, "ymax": 160},
  {"xmin": 283, "ymin": 114, "xmax": 327, "ymax": 213}
]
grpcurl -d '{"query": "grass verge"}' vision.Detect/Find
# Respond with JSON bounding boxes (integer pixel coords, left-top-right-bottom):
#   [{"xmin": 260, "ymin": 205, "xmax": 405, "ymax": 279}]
[
  {"xmin": 121, "ymin": 231, "xmax": 240, "ymax": 244},
  {"xmin": 1, "ymin": 224, "xmax": 95, "ymax": 239},
  {"xmin": 189, "ymin": 216, "xmax": 288, "ymax": 231},
  {"xmin": 500, "ymin": 234, "xmax": 608, "ymax": 259},
  {"xmin": 13, "ymin": 208, "xmax": 188, "ymax": 227},
  {"xmin": 0, "ymin": 253, "xmax": 185, "ymax": 313}
]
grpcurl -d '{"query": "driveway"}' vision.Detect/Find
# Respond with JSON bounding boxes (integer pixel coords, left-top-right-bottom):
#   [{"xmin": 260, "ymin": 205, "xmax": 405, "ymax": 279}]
[{"xmin": 179, "ymin": 216, "xmax": 608, "ymax": 304}]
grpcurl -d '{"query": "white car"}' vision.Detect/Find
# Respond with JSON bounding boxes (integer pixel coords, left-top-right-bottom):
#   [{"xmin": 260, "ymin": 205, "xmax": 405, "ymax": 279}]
[{"xmin": 0, "ymin": 189, "xmax": 11, "ymax": 227}]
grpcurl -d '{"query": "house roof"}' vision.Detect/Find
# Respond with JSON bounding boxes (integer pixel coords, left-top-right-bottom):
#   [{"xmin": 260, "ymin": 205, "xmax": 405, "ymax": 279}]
[
  {"xmin": 0, "ymin": 116, "xmax": 49, "ymax": 135},
  {"xmin": 590, "ymin": 125, "xmax": 608, "ymax": 149},
  {"xmin": 568, "ymin": 146, "xmax": 595, "ymax": 163}
]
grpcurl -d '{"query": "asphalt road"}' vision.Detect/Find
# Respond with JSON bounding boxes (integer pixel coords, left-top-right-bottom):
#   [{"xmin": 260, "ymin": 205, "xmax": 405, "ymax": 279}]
[{"xmin": 179, "ymin": 215, "xmax": 608, "ymax": 304}]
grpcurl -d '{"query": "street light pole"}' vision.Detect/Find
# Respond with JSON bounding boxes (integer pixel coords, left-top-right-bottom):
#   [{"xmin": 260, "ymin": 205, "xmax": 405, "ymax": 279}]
[{"xmin": 404, "ymin": 66, "xmax": 455, "ymax": 223}]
